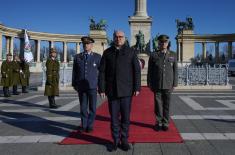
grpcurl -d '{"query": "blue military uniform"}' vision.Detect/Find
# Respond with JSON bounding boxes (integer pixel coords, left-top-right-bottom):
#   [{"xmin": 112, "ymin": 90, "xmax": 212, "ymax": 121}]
[{"xmin": 72, "ymin": 40, "xmax": 101, "ymax": 132}]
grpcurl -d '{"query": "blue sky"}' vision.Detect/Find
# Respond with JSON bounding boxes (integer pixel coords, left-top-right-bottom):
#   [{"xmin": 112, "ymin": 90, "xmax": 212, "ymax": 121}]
[{"xmin": 0, "ymin": 0, "xmax": 235, "ymax": 52}]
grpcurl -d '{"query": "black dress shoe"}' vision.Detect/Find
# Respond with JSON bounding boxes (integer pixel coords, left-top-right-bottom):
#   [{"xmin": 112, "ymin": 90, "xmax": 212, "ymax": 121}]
[
  {"xmin": 108, "ymin": 142, "xmax": 119, "ymax": 152},
  {"xmin": 162, "ymin": 125, "xmax": 169, "ymax": 131},
  {"xmin": 77, "ymin": 126, "xmax": 86, "ymax": 132},
  {"xmin": 154, "ymin": 124, "xmax": 162, "ymax": 131},
  {"xmin": 13, "ymin": 92, "xmax": 20, "ymax": 95},
  {"xmin": 49, "ymin": 104, "xmax": 58, "ymax": 109},
  {"xmin": 86, "ymin": 128, "xmax": 93, "ymax": 133},
  {"xmin": 120, "ymin": 142, "xmax": 130, "ymax": 151}
]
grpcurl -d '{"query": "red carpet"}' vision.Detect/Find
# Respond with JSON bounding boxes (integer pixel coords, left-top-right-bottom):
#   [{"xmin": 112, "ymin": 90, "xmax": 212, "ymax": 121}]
[{"xmin": 60, "ymin": 87, "xmax": 183, "ymax": 144}]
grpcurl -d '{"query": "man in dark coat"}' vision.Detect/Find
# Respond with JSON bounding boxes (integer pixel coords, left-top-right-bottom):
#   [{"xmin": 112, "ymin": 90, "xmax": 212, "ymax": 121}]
[
  {"xmin": 44, "ymin": 48, "xmax": 60, "ymax": 108},
  {"xmin": 1, "ymin": 53, "xmax": 13, "ymax": 97},
  {"xmin": 147, "ymin": 34, "xmax": 178, "ymax": 131},
  {"xmin": 72, "ymin": 36, "xmax": 101, "ymax": 133},
  {"xmin": 98, "ymin": 30, "xmax": 141, "ymax": 151}
]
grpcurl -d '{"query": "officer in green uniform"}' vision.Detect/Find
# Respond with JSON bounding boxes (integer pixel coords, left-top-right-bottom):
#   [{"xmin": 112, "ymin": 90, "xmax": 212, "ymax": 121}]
[
  {"xmin": 147, "ymin": 34, "xmax": 178, "ymax": 131},
  {"xmin": 44, "ymin": 48, "xmax": 60, "ymax": 108},
  {"xmin": 12, "ymin": 55, "xmax": 21, "ymax": 95},
  {"xmin": 1, "ymin": 53, "xmax": 13, "ymax": 97},
  {"xmin": 20, "ymin": 58, "xmax": 30, "ymax": 93}
]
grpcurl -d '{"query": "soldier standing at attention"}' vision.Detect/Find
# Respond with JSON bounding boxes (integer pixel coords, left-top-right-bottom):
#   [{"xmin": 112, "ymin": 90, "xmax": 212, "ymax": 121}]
[
  {"xmin": 72, "ymin": 36, "xmax": 101, "ymax": 133},
  {"xmin": 147, "ymin": 34, "xmax": 178, "ymax": 131},
  {"xmin": 20, "ymin": 57, "xmax": 30, "ymax": 93},
  {"xmin": 1, "ymin": 53, "xmax": 13, "ymax": 97},
  {"xmin": 12, "ymin": 55, "xmax": 21, "ymax": 95},
  {"xmin": 44, "ymin": 48, "xmax": 60, "ymax": 109}
]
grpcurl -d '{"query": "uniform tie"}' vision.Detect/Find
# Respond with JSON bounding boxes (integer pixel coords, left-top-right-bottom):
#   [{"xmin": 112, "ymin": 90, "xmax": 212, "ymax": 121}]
[{"xmin": 85, "ymin": 53, "xmax": 89, "ymax": 60}]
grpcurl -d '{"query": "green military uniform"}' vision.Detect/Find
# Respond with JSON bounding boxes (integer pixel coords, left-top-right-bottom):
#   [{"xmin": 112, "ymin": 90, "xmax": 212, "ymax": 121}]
[
  {"xmin": 147, "ymin": 34, "xmax": 178, "ymax": 131},
  {"xmin": 44, "ymin": 58, "xmax": 60, "ymax": 96},
  {"xmin": 44, "ymin": 56, "xmax": 60, "ymax": 108},
  {"xmin": 1, "ymin": 60, "xmax": 13, "ymax": 97},
  {"xmin": 20, "ymin": 60, "xmax": 30, "ymax": 93}
]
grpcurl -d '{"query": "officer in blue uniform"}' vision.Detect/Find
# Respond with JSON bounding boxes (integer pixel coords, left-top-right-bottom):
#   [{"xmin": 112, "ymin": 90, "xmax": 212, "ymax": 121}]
[{"xmin": 72, "ymin": 36, "xmax": 101, "ymax": 133}]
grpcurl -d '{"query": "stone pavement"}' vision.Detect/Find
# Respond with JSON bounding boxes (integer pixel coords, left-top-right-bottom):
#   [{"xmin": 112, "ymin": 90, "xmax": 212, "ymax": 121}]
[{"xmin": 0, "ymin": 74, "xmax": 235, "ymax": 155}]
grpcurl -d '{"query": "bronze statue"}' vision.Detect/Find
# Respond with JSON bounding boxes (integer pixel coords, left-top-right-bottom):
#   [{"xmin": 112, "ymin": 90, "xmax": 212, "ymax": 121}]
[
  {"xmin": 89, "ymin": 17, "xmax": 107, "ymax": 31},
  {"xmin": 135, "ymin": 30, "xmax": 145, "ymax": 52},
  {"xmin": 152, "ymin": 34, "xmax": 159, "ymax": 52},
  {"xmin": 176, "ymin": 17, "xmax": 194, "ymax": 33}
]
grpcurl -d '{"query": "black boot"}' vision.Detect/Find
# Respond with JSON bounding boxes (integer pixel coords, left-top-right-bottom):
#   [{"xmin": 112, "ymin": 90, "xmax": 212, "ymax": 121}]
[
  {"xmin": 48, "ymin": 96, "xmax": 58, "ymax": 109},
  {"xmin": 13, "ymin": 85, "xmax": 20, "ymax": 95},
  {"xmin": 22, "ymin": 86, "xmax": 28, "ymax": 93},
  {"xmin": 6, "ymin": 87, "xmax": 11, "ymax": 97},
  {"xmin": 3, "ymin": 87, "xmax": 9, "ymax": 97}
]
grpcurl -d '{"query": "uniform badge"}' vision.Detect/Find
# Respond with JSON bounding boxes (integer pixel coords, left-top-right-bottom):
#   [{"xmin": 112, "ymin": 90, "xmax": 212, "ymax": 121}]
[{"xmin": 93, "ymin": 63, "xmax": 96, "ymax": 67}]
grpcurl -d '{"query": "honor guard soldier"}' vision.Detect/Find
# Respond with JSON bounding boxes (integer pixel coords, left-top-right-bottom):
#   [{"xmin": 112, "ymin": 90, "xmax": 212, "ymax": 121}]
[
  {"xmin": 72, "ymin": 36, "xmax": 101, "ymax": 133},
  {"xmin": 1, "ymin": 53, "xmax": 13, "ymax": 97},
  {"xmin": 44, "ymin": 48, "xmax": 60, "ymax": 109},
  {"xmin": 12, "ymin": 55, "xmax": 21, "ymax": 95},
  {"xmin": 20, "ymin": 57, "xmax": 30, "ymax": 93},
  {"xmin": 147, "ymin": 34, "xmax": 178, "ymax": 131}
]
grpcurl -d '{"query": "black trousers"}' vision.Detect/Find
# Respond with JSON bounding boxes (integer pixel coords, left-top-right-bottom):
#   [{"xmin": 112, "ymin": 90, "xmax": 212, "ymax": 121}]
[
  {"xmin": 154, "ymin": 89, "xmax": 172, "ymax": 126},
  {"xmin": 108, "ymin": 96, "xmax": 132, "ymax": 144}
]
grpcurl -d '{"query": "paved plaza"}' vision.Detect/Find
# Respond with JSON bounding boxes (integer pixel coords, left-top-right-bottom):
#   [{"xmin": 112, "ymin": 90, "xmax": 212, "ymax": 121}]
[{"xmin": 0, "ymin": 74, "xmax": 235, "ymax": 155}]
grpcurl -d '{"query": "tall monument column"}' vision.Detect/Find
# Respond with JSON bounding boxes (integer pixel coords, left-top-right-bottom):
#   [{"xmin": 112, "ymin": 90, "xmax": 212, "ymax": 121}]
[{"xmin": 129, "ymin": 0, "xmax": 152, "ymax": 50}]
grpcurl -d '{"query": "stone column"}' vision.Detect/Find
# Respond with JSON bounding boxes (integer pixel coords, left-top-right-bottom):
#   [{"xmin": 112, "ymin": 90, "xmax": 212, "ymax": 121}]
[
  {"xmin": 63, "ymin": 42, "xmax": 67, "ymax": 63},
  {"xmin": 10, "ymin": 36, "xmax": 14, "ymax": 55},
  {"xmin": 202, "ymin": 42, "xmax": 207, "ymax": 59},
  {"xmin": 49, "ymin": 41, "xmax": 54, "ymax": 49},
  {"xmin": 0, "ymin": 32, "xmax": 2, "ymax": 61},
  {"xmin": 129, "ymin": 0, "xmax": 152, "ymax": 48},
  {"xmin": 134, "ymin": 0, "xmax": 148, "ymax": 17},
  {"xmin": 177, "ymin": 42, "xmax": 181, "ymax": 61},
  {"xmin": 36, "ymin": 40, "xmax": 41, "ymax": 62},
  {"xmin": 228, "ymin": 41, "xmax": 232, "ymax": 59},
  {"xmin": 6, "ymin": 37, "xmax": 10, "ymax": 54},
  {"xmin": 76, "ymin": 42, "xmax": 80, "ymax": 54},
  {"xmin": 215, "ymin": 42, "xmax": 220, "ymax": 63}
]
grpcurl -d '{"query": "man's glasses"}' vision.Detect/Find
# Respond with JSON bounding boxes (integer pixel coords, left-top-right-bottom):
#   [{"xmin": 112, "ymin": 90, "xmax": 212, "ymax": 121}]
[{"xmin": 115, "ymin": 36, "xmax": 124, "ymax": 38}]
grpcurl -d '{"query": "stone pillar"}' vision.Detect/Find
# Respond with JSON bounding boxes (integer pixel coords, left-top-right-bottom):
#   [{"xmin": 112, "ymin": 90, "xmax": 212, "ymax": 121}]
[
  {"xmin": 10, "ymin": 36, "xmax": 14, "ymax": 55},
  {"xmin": 0, "ymin": 32, "xmax": 2, "ymax": 61},
  {"xmin": 76, "ymin": 42, "xmax": 80, "ymax": 54},
  {"xmin": 63, "ymin": 42, "xmax": 67, "ymax": 63},
  {"xmin": 202, "ymin": 42, "xmax": 207, "ymax": 59},
  {"xmin": 36, "ymin": 40, "xmax": 41, "ymax": 62},
  {"xmin": 49, "ymin": 41, "xmax": 54, "ymax": 49},
  {"xmin": 177, "ymin": 42, "xmax": 181, "ymax": 61},
  {"xmin": 228, "ymin": 41, "xmax": 232, "ymax": 59},
  {"xmin": 215, "ymin": 42, "xmax": 220, "ymax": 62},
  {"xmin": 134, "ymin": 0, "xmax": 148, "ymax": 17},
  {"xmin": 6, "ymin": 37, "xmax": 10, "ymax": 54},
  {"xmin": 129, "ymin": 0, "xmax": 152, "ymax": 49}
]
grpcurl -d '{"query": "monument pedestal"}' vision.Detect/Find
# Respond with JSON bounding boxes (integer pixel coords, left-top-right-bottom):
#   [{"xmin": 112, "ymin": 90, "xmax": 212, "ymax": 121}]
[{"xmin": 137, "ymin": 53, "xmax": 149, "ymax": 86}]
